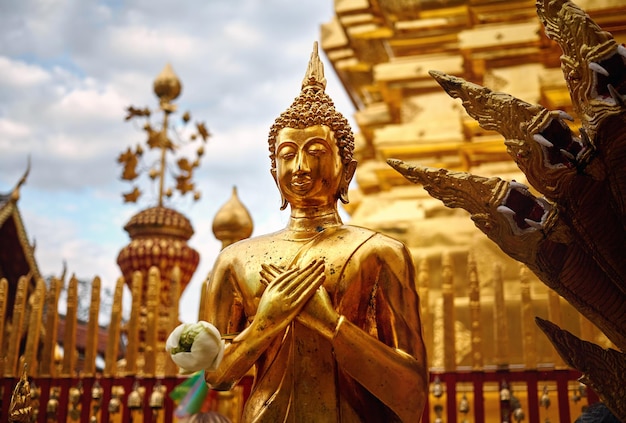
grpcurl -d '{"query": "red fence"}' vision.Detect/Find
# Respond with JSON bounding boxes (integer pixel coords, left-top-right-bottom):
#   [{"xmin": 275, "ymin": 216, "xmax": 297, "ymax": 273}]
[
  {"xmin": 423, "ymin": 368, "xmax": 599, "ymax": 423},
  {"xmin": 1, "ymin": 369, "xmax": 597, "ymax": 422}
]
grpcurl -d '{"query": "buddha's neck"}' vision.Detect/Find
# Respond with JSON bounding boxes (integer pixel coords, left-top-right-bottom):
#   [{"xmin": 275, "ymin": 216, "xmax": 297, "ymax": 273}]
[{"xmin": 286, "ymin": 206, "xmax": 343, "ymax": 239}]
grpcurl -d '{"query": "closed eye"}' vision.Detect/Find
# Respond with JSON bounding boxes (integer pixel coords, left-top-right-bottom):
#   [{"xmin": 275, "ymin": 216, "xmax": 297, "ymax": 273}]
[{"xmin": 307, "ymin": 142, "xmax": 328, "ymax": 156}]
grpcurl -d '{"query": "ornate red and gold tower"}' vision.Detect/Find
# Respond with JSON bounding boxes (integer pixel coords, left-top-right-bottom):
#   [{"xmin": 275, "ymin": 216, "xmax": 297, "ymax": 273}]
[
  {"xmin": 117, "ymin": 206, "xmax": 199, "ymax": 309},
  {"xmin": 116, "ymin": 64, "xmax": 209, "ymax": 371}
]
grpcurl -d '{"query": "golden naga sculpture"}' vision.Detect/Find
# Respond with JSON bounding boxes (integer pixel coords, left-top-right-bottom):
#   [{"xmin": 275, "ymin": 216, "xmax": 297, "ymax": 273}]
[
  {"xmin": 389, "ymin": 0, "xmax": 626, "ymax": 419},
  {"xmin": 203, "ymin": 42, "xmax": 428, "ymax": 422}
]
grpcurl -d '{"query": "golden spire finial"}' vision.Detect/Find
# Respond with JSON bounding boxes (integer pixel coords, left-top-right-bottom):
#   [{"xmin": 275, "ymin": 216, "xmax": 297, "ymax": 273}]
[
  {"xmin": 301, "ymin": 42, "xmax": 327, "ymax": 93},
  {"xmin": 212, "ymin": 186, "xmax": 254, "ymax": 248},
  {"xmin": 119, "ymin": 64, "xmax": 210, "ymax": 207},
  {"xmin": 153, "ymin": 63, "xmax": 182, "ymax": 108},
  {"xmin": 9, "ymin": 157, "xmax": 30, "ymax": 203}
]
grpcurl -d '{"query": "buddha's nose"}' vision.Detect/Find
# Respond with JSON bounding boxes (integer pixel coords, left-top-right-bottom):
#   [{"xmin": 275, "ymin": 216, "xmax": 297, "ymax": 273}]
[{"xmin": 295, "ymin": 151, "xmax": 309, "ymax": 172}]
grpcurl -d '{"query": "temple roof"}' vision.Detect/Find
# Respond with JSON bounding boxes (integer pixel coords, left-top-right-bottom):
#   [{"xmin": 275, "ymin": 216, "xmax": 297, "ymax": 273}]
[{"xmin": 0, "ymin": 175, "xmax": 42, "ymax": 314}]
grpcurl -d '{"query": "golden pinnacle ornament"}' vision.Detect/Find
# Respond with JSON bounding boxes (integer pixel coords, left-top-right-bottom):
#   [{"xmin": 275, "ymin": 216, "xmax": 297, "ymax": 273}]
[{"xmin": 117, "ymin": 65, "xmax": 204, "ymax": 363}]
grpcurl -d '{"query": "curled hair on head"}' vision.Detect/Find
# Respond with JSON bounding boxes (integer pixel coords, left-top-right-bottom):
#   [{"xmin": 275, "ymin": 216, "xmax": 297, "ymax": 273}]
[
  {"xmin": 268, "ymin": 89, "xmax": 355, "ymax": 173},
  {"xmin": 268, "ymin": 42, "xmax": 355, "ymax": 174}
]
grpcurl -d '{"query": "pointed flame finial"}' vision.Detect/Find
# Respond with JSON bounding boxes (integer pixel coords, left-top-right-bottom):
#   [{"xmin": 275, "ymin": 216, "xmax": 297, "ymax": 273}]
[{"xmin": 301, "ymin": 42, "xmax": 327, "ymax": 92}]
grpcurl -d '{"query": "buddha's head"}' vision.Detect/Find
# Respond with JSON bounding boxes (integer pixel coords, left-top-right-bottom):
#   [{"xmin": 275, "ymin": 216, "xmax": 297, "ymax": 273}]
[{"xmin": 268, "ymin": 42, "xmax": 357, "ymax": 210}]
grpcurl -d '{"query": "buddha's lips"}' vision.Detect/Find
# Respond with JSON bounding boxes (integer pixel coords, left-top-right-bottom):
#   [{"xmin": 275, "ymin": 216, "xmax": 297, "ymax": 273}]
[{"xmin": 291, "ymin": 176, "xmax": 312, "ymax": 191}]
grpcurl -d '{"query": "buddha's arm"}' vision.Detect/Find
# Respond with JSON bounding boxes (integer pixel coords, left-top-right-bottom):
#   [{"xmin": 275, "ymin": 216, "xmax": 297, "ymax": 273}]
[
  {"xmin": 336, "ymin": 242, "xmax": 428, "ymax": 422},
  {"xmin": 205, "ymin": 256, "xmax": 326, "ymax": 390},
  {"xmin": 332, "ymin": 318, "xmax": 427, "ymax": 422},
  {"xmin": 203, "ymin": 258, "xmax": 257, "ymax": 390},
  {"xmin": 298, "ymin": 239, "xmax": 428, "ymax": 422}
]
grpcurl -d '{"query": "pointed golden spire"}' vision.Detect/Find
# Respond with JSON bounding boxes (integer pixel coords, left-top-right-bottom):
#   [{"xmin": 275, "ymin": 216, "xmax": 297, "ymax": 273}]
[
  {"xmin": 301, "ymin": 42, "xmax": 327, "ymax": 93},
  {"xmin": 153, "ymin": 63, "xmax": 182, "ymax": 105},
  {"xmin": 212, "ymin": 186, "xmax": 253, "ymax": 248}
]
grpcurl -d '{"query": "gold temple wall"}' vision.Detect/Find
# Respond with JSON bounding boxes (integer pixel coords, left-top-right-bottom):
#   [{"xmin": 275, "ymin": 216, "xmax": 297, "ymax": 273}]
[{"xmin": 320, "ymin": 0, "xmax": 625, "ymax": 371}]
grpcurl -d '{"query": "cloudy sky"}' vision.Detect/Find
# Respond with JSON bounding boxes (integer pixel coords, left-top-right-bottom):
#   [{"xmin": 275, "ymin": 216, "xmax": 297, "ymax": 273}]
[{"xmin": 0, "ymin": 0, "xmax": 356, "ymax": 322}]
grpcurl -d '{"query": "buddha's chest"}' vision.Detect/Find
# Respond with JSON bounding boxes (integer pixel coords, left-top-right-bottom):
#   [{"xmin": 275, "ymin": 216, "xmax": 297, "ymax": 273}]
[{"xmin": 233, "ymin": 227, "xmax": 376, "ymax": 320}]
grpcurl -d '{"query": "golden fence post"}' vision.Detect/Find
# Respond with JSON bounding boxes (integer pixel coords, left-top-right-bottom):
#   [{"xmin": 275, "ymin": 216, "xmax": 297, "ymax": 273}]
[
  {"xmin": 0, "ymin": 278, "xmax": 8, "ymax": 376},
  {"xmin": 493, "ymin": 262, "xmax": 509, "ymax": 368},
  {"xmin": 467, "ymin": 250, "xmax": 483, "ymax": 370},
  {"xmin": 125, "ymin": 271, "xmax": 142, "ymax": 375},
  {"xmin": 61, "ymin": 275, "xmax": 79, "ymax": 376},
  {"xmin": 40, "ymin": 277, "xmax": 61, "ymax": 377},
  {"xmin": 416, "ymin": 257, "xmax": 431, "ymax": 368},
  {"xmin": 6, "ymin": 275, "xmax": 30, "ymax": 377},
  {"xmin": 105, "ymin": 277, "xmax": 124, "ymax": 377},
  {"xmin": 520, "ymin": 265, "xmax": 537, "ymax": 369},
  {"xmin": 442, "ymin": 251, "xmax": 456, "ymax": 371},
  {"xmin": 144, "ymin": 266, "xmax": 161, "ymax": 376},
  {"xmin": 84, "ymin": 276, "xmax": 101, "ymax": 377},
  {"xmin": 24, "ymin": 278, "xmax": 45, "ymax": 376},
  {"xmin": 165, "ymin": 267, "xmax": 181, "ymax": 376}
]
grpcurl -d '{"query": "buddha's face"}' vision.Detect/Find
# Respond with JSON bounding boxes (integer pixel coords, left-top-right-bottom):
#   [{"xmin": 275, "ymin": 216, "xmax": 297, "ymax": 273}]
[{"xmin": 274, "ymin": 125, "xmax": 343, "ymax": 208}]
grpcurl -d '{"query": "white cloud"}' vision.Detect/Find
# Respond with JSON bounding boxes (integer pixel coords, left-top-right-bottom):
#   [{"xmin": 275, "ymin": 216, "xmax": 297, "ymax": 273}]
[
  {"xmin": 105, "ymin": 25, "xmax": 200, "ymax": 62},
  {"xmin": 50, "ymin": 85, "xmax": 128, "ymax": 122},
  {"xmin": 0, "ymin": 118, "xmax": 31, "ymax": 139},
  {"xmin": 222, "ymin": 20, "xmax": 264, "ymax": 46},
  {"xmin": 0, "ymin": 0, "xmax": 355, "ymax": 325},
  {"xmin": 0, "ymin": 56, "xmax": 51, "ymax": 87}
]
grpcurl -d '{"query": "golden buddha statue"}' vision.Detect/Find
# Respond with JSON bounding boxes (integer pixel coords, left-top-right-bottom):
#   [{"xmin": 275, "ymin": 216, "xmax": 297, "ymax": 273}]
[{"xmin": 203, "ymin": 43, "xmax": 428, "ymax": 422}]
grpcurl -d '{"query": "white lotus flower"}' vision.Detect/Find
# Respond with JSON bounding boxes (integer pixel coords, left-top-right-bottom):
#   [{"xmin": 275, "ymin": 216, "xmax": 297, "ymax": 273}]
[{"xmin": 166, "ymin": 321, "xmax": 225, "ymax": 374}]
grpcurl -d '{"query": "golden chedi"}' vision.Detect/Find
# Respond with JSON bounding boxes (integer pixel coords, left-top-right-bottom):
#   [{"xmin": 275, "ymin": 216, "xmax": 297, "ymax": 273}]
[
  {"xmin": 212, "ymin": 186, "xmax": 253, "ymax": 249},
  {"xmin": 116, "ymin": 63, "xmax": 209, "ymax": 358},
  {"xmin": 117, "ymin": 206, "xmax": 199, "ymax": 299}
]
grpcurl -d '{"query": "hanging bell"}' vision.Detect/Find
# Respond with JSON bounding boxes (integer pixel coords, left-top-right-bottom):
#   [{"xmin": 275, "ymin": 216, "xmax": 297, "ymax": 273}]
[
  {"xmin": 92, "ymin": 381, "xmax": 103, "ymax": 401},
  {"xmin": 108, "ymin": 395, "xmax": 121, "ymax": 414},
  {"xmin": 433, "ymin": 403, "xmax": 444, "ymax": 423},
  {"xmin": 69, "ymin": 385, "xmax": 82, "ymax": 407},
  {"xmin": 29, "ymin": 382, "xmax": 40, "ymax": 401},
  {"xmin": 540, "ymin": 385, "xmax": 551, "ymax": 409},
  {"xmin": 431, "ymin": 377, "xmax": 443, "ymax": 399},
  {"xmin": 500, "ymin": 381, "xmax": 511, "ymax": 401},
  {"xmin": 149, "ymin": 386, "xmax": 164, "ymax": 409},
  {"xmin": 127, "ymin": 383, "xmax": 143, "ymax": 410},
  {"xmin": 46, "ymin": 396, "xmax": 59, "ymax": 418},
  {"xmin": 459, "ymin": 393, "xmax": 470, "ymax": 414}
]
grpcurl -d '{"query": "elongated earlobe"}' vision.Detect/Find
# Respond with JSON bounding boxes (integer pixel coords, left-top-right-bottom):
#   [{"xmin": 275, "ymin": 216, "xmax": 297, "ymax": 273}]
[
  {"xmin": 271, "ymin": 168, "xmax": 289, "ymax": 210},
  {"xmin": 339, "ymin": 160, "xmax": 357, "ymax": 204}
]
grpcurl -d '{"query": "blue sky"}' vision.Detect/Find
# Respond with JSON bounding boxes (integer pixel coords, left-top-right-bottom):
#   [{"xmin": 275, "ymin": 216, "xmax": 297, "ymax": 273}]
[{"xmin": 0, "ymin": 0, "xmax": 355, "ymax": 322}]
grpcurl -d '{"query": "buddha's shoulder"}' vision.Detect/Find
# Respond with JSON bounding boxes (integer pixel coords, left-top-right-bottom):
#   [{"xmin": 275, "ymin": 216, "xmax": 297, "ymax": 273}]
[
  {"xmin": 214, "ymin": 231, "xmax": 288, "ymax": 261},
  {"xmin": 343, "ymin": 225, "xmax": 409, "ymax": 252}
]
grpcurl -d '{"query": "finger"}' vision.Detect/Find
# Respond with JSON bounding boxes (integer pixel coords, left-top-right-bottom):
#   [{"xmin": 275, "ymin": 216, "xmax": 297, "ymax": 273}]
[
  {"xmin": 285, "ymin": 262, "xmax": 326, "ymax": 299},
  {"xmin": 288, "ymin": 258, "xmax": 317, "ymax": 271},
  {"xmin": 261, "ymin": 263, "xmax": 281, "ymax": 276},
  {"xmin": 259, "ymin": 269, "xmax": 271, "ymax": 286},
  {"xmin": 270, "ymin": 259, "xmax": 324, "ymax": 295},
  {"xmin": 286, "ymin": 260, "xmax": 323, "ymax": 288},
  {"xmin": 268, "ymin": 266, "xmax": 301, "ymax": 291}
]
